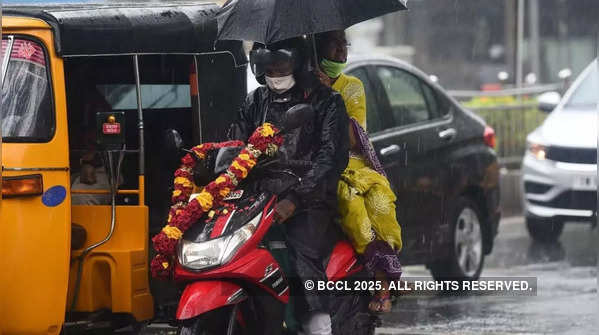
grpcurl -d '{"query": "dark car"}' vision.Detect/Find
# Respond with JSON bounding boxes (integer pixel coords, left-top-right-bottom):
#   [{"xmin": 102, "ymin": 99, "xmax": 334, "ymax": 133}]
[{"xmin": 344, "ymin": 55, "xmax": 501, "ymax": 280}]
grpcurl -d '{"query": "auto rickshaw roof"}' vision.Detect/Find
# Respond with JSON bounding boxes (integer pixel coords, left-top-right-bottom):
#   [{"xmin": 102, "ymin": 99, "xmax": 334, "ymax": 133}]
[{"xmin": 3, "ymin": 2, "xmax": 246, "ymax": 64}]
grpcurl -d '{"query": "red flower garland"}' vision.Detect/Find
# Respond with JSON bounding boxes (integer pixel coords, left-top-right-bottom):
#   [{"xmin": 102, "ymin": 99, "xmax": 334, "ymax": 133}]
[{"xmin": 151, "ymin": 124, "xmax": 283, "ymax": 279}]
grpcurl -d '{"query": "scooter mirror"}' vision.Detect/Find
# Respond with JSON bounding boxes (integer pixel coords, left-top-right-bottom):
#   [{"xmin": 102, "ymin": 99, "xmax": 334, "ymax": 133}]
[
  {"xmin": 164, "ymin": 129, "xmax": 184, "ymax": 154},
  {"xmin": 283, "ymin": 103, "xmax": 314, "ymax": 131}
]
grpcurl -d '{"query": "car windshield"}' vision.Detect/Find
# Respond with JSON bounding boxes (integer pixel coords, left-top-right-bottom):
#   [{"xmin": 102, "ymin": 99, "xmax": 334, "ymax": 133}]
[{"xmin": 564, "ymin": 60, "xmax": 597, "ymax": 109}]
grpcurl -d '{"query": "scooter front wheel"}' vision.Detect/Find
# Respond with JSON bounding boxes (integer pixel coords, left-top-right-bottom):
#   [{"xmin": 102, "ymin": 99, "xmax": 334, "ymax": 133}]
[{"xmin": 178, "ymin": 304, "xmax": 243, "ymax": 335}]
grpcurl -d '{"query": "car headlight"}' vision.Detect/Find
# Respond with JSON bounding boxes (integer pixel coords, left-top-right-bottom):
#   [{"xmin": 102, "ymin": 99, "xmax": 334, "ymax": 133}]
[
  {"xmin": 179, "ymin": 212, "xmax": 262, "ymax": 270},
  {"xmin": 527, "ymin": 141, "xmax": 547, "ymax": 160}
]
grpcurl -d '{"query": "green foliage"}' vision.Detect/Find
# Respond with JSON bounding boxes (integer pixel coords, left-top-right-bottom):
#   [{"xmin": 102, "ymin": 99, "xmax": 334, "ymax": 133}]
[{"xmin": 462, "ymin": 95, "xmax": 547, "ymax": 162}]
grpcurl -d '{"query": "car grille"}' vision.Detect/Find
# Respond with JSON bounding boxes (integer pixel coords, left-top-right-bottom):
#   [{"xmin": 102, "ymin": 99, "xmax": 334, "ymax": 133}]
[
  {"xmin": 530, "ymin": 190, "xmax": 597, "ymax": 210},
  {"xmin": 546, "ymin": 146, "xmax": 597, "ymax": 164}
]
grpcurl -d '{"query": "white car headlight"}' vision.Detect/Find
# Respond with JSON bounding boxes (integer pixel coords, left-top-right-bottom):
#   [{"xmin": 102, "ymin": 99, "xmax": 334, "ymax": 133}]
[
  {"xmin": 179, "ymin": 212, "xmax": 262, "ymax": 271},
  {"xmin": 527, "ymin": 141, "xmax": 547, "ymax": 160}
]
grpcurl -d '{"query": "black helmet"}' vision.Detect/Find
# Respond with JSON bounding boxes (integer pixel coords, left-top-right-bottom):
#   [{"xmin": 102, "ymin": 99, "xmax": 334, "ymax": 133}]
[{"xmin": 249, "ymin": 38, "xmax": 307, "ymax": 85}]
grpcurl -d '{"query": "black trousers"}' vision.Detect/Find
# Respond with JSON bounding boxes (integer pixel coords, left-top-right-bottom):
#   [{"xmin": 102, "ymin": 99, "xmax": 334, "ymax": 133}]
[{"xmin": 284, "ymin": 208, "xmax": 340, "ymax": 320}]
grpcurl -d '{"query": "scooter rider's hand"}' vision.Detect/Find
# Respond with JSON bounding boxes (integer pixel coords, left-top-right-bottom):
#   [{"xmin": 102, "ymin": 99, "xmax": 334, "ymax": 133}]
[{"xmin": 274, "ymin": 199, "xmax": 296, "ymax": 224}]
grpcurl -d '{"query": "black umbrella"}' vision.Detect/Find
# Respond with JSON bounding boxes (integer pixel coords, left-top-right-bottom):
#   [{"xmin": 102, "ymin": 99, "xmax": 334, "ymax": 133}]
[{"xmin": 216, "ymin": 0, "xmax": 408, "ymax": 45}]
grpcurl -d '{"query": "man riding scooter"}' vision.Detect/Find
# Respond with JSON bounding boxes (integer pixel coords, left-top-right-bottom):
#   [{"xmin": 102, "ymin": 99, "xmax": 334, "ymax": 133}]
[{"xmin": 228, "ymin": 37, "xmax": 349, "ymax": 335}]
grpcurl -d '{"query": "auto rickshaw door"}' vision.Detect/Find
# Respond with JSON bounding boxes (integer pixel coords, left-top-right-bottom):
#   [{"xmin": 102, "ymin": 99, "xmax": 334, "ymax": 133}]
[{"xmin": 1, "ymin": 29, "xmax": 71, "ymax": 335}]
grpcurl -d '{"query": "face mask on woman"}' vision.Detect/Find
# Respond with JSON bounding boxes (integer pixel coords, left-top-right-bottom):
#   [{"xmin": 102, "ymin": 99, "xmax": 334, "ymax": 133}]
[
  {"xmin": 265, "ymin": 74, "xmax": 296, "ymax": 94},
  {"xmin": 320, "ymin": 58, "xmax": 347, "ymax": 78}
]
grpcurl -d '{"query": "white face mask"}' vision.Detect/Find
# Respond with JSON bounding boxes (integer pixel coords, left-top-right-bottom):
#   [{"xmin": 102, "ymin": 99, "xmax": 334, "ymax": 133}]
[{"xmin": 265, "ymin": 74, "xmax": 296, "ymax": 94}]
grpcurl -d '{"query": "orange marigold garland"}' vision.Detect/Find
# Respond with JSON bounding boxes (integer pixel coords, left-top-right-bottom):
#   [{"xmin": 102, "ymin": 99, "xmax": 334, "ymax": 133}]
[
  {"xmin": 151, "ymin": 123, "xmax": 283, "ymax": 279},
  {"xmin": 170, "ymin": 140, "xmax": 244, "ymax": 204}
]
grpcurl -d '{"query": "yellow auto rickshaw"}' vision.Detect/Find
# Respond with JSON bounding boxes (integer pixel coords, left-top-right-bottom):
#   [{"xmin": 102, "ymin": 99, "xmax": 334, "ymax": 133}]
[{"xmin": 0, "ymin": 2, "xmax": 247, "ymax": 334}]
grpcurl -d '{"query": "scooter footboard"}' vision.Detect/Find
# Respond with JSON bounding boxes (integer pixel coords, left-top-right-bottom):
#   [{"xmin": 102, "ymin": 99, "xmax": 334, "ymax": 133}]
[{"xmin": 176, "ymin": 281, "xmax": 247, "ymax": 320}]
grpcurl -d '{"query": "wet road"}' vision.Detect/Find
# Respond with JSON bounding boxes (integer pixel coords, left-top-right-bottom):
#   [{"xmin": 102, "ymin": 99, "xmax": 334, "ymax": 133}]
[{"xmin": 377, "ymin": 216, "xmax": 598, "ymax": 335}]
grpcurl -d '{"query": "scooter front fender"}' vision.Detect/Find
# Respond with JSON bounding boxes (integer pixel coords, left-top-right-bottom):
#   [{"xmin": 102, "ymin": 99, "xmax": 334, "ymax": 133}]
[{"xmin": 176, "ymin": 280, "xmax": 247, "ymax": 320}]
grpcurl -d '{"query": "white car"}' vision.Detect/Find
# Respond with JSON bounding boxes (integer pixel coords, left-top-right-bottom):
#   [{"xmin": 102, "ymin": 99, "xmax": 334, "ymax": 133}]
[{"xmin": 522, "ymin": 59, "xmax": 598, "ymax": 242}]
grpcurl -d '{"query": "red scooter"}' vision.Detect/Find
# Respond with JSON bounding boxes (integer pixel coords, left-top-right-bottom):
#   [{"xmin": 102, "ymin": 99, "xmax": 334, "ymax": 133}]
[{"xmin": 172, "ymin": 105, "xmax": 378, "ymax": 335}]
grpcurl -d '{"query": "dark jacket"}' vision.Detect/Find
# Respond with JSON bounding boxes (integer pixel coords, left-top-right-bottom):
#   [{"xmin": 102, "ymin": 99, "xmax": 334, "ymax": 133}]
[{"xmin": 229, "ymin": 84, "xmax": 349, "ymax": 211}]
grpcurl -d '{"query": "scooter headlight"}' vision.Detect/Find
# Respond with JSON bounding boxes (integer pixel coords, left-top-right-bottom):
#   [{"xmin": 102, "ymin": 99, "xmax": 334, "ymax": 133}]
[{"xmin": 179, "ymin": 213, "xmax": 262, "ymax": 271}]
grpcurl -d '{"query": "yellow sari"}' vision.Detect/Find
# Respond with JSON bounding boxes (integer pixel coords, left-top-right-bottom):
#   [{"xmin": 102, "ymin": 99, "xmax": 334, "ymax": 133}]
[{"xmin": 333, "ymin": 74, "xmax": 402, "ymax": 254}]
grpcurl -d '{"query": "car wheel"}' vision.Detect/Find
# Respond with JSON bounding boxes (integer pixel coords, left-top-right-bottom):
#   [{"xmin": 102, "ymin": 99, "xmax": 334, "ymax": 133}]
[
  {"xmin": 525, "ymin": 217, "xmax": 564, "ymax": 243},
  {"xmin": 429, "ymin": 197, "xmax": 485, "ymax": 281}
]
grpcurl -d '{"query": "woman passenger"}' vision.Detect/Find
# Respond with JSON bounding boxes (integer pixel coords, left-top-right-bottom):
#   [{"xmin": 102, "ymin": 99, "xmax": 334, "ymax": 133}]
[{"xmin": 315, "ymin": 30, "xmax": 403, "ymax": 313}]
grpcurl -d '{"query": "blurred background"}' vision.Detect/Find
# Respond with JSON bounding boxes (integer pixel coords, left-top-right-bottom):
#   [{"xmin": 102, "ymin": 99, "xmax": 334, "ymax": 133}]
[{"xmin": 348, "ymin": 0, "xmax": 598, "ymax": 90}]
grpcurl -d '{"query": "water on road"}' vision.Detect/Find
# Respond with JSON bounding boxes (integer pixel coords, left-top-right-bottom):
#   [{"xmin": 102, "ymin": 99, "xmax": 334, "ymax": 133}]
[{"xmin": 378, "ymin": 217, "xmax": 598, "ymax": 335}]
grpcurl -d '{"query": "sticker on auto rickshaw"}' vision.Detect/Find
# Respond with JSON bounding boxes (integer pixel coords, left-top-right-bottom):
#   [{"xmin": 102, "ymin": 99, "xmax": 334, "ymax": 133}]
[
  {"xmin": 102, "ymin": 122, "xmax": 121, "ymax": 135},
  {"xmin": 96, "ymin": 112, "xmax": 126, "ymax": 147}
]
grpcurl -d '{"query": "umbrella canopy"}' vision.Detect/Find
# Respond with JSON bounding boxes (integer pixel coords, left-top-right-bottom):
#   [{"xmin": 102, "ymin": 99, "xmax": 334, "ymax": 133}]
[{"xmin": 217, "ymin": 0, "xmax": 408, "ymax": 45}]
